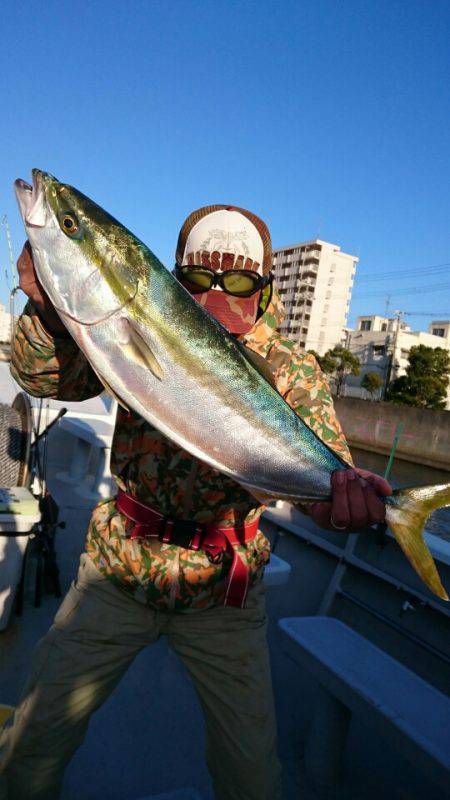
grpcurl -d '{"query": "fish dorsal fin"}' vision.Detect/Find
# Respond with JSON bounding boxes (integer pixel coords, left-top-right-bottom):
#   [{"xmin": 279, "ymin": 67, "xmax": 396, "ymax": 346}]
[
  {"xmin": 120, "ymin": 319, "xmax": 164, "ymax": 381},
  {"xmin": 239, "ymin": 344, "xmax": 277, "ymax": 389}
]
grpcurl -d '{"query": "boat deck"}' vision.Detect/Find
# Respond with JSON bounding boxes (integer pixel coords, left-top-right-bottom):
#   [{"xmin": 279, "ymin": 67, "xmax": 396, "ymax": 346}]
[
  {"xmin": 0, "ymin": 363, "xmax": 448, "ymax": 799},
  {"xmin": 0, "ymin": 451, "xmax": 441, "ymax": 799}
]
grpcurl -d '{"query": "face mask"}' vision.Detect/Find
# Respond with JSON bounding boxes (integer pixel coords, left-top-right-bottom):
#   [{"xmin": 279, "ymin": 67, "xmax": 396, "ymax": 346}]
[{"xmin": 193, "ymin": 288, "xmax": 261, "ymax": 334}]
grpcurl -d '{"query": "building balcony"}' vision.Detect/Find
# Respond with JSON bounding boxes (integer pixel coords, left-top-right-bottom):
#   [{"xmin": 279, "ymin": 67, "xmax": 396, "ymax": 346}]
[{"xmin": 301, "ymin": 269, "xmax": 318, "ymax": 279}]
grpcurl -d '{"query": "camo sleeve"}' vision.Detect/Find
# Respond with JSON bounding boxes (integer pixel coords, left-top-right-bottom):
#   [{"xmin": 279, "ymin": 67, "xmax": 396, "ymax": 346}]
[
  {"xmin": 10, "ymin": 301, "xmax": 103, "ymax": 401},
  {"xmin": 267, "ymin": 338, "xmax": 353, "ymax": 465}
]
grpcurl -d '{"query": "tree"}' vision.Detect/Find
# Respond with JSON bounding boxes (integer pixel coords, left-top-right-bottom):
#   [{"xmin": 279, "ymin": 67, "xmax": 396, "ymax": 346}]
[
  {"xmin": 361, "ymin": 371, "xmax": 384, "ymax": 399},
  {"xmin": 386, "ymin": 345, "xmax": 450, "ymax": 410},
  {"xmin": 311, "ymin": 345, "xmax": 360, "ymax": 397}
]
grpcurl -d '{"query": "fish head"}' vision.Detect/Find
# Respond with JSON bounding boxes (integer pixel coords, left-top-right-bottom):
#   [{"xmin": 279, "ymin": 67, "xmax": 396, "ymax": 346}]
[{"xmin": 15, "ymin": 169, "xmax": 139, "ymax": 325}]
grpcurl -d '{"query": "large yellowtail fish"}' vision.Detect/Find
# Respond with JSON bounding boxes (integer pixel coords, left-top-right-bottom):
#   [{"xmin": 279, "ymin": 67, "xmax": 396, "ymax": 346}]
[{"xmin": 15, "ymin": 169, "xmax": 450, "ymax": 600}]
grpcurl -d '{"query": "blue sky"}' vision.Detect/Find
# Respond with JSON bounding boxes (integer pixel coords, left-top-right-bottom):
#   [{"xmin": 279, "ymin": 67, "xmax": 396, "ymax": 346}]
[{"xmin": 1, "ymin": 0, "xmax": 449, "ymax": 330}]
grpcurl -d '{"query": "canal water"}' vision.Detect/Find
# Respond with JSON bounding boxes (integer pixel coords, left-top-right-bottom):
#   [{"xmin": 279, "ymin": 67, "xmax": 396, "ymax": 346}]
[{"xmin": 351, "ymin": 446, "xmax": 450, "ymax": 542}]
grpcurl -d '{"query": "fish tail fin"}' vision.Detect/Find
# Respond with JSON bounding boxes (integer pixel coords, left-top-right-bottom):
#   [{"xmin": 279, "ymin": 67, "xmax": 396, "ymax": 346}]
[{"xmin": 385, "ymin": 483, "xmax": 450, "ymax": 601}]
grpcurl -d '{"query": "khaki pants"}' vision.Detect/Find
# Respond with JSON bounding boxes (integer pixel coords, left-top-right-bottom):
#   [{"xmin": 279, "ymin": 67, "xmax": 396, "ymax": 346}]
[{"xmin": 0, "ymin": 554, "xmax": 281, "ymax": 800}]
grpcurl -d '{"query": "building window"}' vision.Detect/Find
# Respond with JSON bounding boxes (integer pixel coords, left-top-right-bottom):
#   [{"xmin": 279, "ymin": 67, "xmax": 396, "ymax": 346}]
[
  {"xmin": 360, "ymin": 320, "xmax": 372, "ymax": 331},
  {"xmin": 433, "ymin": 328, "xmax": 445, "ymax": 337},
  {"xmin": 372, "ymin": 345, "xmax": 385, "ymax": 357},
  {"xmin": 381, "ymin": 323, "xmax": 387, "ymax": 331}
]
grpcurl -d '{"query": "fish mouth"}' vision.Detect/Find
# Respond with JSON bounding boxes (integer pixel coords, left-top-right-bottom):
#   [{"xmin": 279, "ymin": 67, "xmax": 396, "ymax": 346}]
[{"xmin": 14, "ymin": 169, "xmax": 52, "ymax": 228}]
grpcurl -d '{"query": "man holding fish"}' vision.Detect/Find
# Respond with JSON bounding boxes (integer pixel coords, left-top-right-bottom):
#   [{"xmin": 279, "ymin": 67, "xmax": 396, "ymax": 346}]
[{"xmin": 2, "ymin": 180, "xmax": 445, "ymax": 800}]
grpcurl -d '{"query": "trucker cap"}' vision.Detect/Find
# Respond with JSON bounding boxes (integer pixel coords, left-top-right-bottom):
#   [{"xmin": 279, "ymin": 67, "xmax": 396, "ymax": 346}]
[{"xmin": 176, "ymin": 205, "xmax": 273, "ymax": 276}]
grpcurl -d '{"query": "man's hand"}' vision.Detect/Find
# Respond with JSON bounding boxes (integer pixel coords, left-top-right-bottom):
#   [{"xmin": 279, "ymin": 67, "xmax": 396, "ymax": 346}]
[
  {"xmin": 17, "ymin": 242, "xmax": 68, "ymax": 336},
  {"xmin": 307, "ymin": 468, "xmax": 392, "ymax": 532}
]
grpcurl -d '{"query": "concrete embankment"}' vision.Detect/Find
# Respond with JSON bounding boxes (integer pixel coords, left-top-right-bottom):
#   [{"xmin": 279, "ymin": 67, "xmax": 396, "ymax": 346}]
[{"xmin": 334, "ymin": 397, "xmax": 450, "ymax": 472}]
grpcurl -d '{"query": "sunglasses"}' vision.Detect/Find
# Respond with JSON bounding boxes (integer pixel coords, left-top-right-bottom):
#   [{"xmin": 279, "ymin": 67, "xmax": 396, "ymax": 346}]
[{"xmin": 175, "ymin": 265, "xmax": 272, "ymax": 297}]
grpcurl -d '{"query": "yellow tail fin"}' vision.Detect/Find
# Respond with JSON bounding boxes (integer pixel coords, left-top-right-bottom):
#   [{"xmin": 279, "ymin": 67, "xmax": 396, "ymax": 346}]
[
  {"xmin": 0, "ymin": 704, "xmax": 14, "ymax": 727},
  {"xmin": 385, "ymin": 483, "xmax": 450, "ymax": 601}
]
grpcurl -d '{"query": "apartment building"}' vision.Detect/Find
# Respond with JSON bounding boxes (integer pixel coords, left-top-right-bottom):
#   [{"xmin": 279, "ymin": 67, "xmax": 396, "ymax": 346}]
[
  {"xmin": 345, "ymin": 315, "xmax": 450, "ymax": 408},
  {"xmin": 272, "ymin": 240, "xmax": 358, "ymax": 355}
]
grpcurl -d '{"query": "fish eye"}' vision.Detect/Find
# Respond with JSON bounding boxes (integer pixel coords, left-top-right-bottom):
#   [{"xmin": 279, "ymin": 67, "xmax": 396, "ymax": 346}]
[{"xmin": 60, "ymin": 213, "xmax": 79, "ymax": 236}]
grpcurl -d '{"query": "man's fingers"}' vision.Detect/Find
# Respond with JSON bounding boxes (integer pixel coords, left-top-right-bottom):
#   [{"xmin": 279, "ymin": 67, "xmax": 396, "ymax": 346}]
[
  {"xmin": 17, "ymin": 242, "xmax": 37, "ymax": 286},
  {"xmin": 331, "ymin": 470, "xmax": 351, "ymax": 528},
  {"xmin": 366, "ymin": 474, "xmax": 392, "ymax": 497},
  {"xmin": 355, "ymin": 468, "xmax": 392, "ymax": 497},
  {"xmin": 346, "ymin": 471, "xmax": 370, "ymax": 529},
  {"xmin": 361, "ymin": 480, "xmax": 386, "ymax": 524},
  {"xmin": 308, "ymin": 502, "xmax": 333, "ymax": 529},
  {"xmin": 17, "ymin": 241, "xmax": 32, "ymax": 265},
  {"xmin": 16, "ymin": 240, "xmax": 50, "ymax": 311},
  {"xmin": 315, "ymin": 469, "xmax": 390, "ymax": 532}
]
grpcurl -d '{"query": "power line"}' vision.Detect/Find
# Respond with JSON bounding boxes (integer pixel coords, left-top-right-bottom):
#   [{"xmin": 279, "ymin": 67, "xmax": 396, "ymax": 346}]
[
  {"xmin": 354, "ymin": 281, "xmax": 450, "ymax": 298},
  {"xmin": 355, "ymin": 262, "xmax": 450, "ymax": 282},
  {"xmin": 402, "ymin": 311, "xmax": 450, "ymax": 317}
]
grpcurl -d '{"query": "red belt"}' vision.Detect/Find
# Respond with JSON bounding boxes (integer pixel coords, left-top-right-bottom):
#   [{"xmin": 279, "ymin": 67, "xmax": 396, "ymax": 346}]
[{"xmin": 115, "ymin": 489, "xmax": 260, "ymax": 608}]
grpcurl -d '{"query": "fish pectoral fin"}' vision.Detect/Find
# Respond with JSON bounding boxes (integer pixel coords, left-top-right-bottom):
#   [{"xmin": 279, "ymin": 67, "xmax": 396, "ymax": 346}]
[
  {"xmin": 386, "ymin": 483, "xmax": 450, "ymax": 601},
  {"xmin": 120, "ymin": 320, "xmax": 164, "ymax": 381},
  {"xmin": 239, "ymin": 344, "xmax": 277, "ymax": 389}
]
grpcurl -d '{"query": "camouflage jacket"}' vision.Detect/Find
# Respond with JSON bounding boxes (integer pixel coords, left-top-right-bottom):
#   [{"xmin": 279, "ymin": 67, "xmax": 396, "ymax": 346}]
[{"xmin": 11, "ymin": 289, "xmax": 352, "ymax": 611}]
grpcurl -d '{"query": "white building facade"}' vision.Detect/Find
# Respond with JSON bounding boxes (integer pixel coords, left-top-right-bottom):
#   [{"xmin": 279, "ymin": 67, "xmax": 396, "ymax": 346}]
[
  {"xmin": 345, "ymin": 315, "xmax": 450, "ymax": 408},
  {"xmin": 272, "ymin": 239, "xmax": 358, "ymax": 355},
  {"xmin": 0, "ymin": 304, "xmax": 14, "ymax": 343}
]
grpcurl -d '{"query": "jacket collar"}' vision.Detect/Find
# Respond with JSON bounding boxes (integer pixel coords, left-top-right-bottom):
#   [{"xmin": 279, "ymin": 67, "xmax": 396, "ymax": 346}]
[{"xmin": 239, "ymin": 284, "xmax": 286, "ymax": 355}]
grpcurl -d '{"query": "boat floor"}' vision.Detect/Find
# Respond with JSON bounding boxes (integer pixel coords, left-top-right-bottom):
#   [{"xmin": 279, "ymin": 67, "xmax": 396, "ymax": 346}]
[
  {"xmin": 1, "ymin": 465, "xmax": 438, "ymax": 800},
  {"xmin": 0, "ymin": 360, "xmax": 442, "ymax": 799}
]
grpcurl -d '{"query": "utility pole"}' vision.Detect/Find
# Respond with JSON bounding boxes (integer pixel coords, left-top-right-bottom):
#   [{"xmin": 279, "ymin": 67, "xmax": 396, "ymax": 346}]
[{"xmin": 385, "ymin": 310, "xmax": 403, "ymax": 394}]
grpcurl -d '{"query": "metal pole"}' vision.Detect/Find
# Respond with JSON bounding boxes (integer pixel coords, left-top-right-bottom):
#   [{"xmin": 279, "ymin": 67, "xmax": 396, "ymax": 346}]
[
  {"xmin": 9, "ymin": 286, "xmax": 20, "ymax": 349},
  {"xmin": 2, "ymin": 215, "xmax": 16, "ymax": 290}
]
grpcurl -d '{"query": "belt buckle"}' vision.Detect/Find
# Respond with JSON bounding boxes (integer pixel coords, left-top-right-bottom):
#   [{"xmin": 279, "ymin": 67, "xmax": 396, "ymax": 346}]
[
  {"xmin": 159, "ymin": 518, "xmax": 174, "ymax": 545},
  {"xmin": 159, "ymin": 518, "xmax": 204, "ymax": 550},
  {"xmin": 206, "ymin": 546, "xmax": 224, "ymax": 565},
  {"xmin": 190, "ymin": 525, "xmax": 203, "ymax": 552}
]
